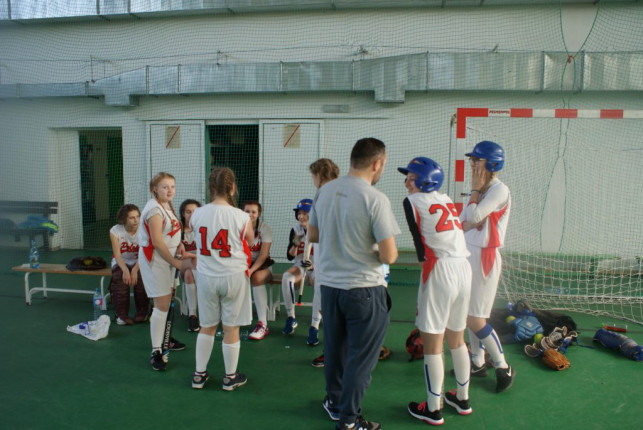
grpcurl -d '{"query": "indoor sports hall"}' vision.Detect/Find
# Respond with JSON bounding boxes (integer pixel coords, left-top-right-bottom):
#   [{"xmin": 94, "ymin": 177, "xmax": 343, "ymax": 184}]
[{"xmin": 0, "ymin": 1, "xmax": 641, "ymax": 429}]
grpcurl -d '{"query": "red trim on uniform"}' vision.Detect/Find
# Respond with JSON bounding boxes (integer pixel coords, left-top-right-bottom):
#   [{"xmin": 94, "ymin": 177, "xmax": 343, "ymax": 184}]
[
  {"xmin": 480, "ymin": 204, "xmax": 508, "ymax": 277},
  {"xmin": 168, "ymin": 218, "xmax": 181, "ymax": 237},
  {"xmin": 413, "ymin": 206, "xmax": 438, "ymax": 284},
  {"xmin": 454, "ymin": 202, "xmax": 463, "ymax": 215},
  {"xmin": 555, "ymin": 109, "xmax": 578, "ymax": 118},
  {"xmin": 142, "ymin": 220, "xmax": 154, "ymax": 263},
  {"xmin": 455, "ymin": 159, "xmax": 465, "ymax": 182},
  {"xmin": 510, "ymin": 108, "xmax": 533, "ymax": 118},
  {"xmin": 600, "ymin": 109, "xmax": 623, "ymax": 119}
]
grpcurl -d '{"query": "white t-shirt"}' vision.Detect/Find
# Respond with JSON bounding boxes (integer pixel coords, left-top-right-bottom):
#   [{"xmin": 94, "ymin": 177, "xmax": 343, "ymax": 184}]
[
  {"xmin": 190, "ymin": 203, "xmax": 251, "ymax": 277},
  {"xmin": 109, "ymin": 223, "xmax": 139, "ymax": 267}
]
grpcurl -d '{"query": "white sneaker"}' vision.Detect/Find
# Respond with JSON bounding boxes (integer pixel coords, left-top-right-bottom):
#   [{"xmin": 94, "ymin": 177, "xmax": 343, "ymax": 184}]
[
  {"xmin": 116, "ymin": 317, "xmax": 127, "ymax": 326},
  {"xmin": 248, "ymin": 321, "xmax": 269, "ymax": 340}
]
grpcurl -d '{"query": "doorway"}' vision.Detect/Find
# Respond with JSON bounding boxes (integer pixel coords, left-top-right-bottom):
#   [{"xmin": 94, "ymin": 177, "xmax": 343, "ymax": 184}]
[
  {"xmin": 207, "ymin": 125, "xmax": 259, "ymax": 205},
  {"xmin": 79, "ymin": 130, "xmax": 124, "ymax": 249}
]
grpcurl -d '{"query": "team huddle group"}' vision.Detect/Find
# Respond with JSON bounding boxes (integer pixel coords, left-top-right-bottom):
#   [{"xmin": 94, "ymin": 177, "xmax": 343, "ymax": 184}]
[{"xmin": 107, "ymin": 137, "xmax": 513, "ymax": 429}]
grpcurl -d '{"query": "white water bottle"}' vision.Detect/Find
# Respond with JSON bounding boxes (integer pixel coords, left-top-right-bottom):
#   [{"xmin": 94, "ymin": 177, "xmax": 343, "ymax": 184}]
[{"xmin": 93, "ymin": 288, "xmax": 103, "ymax": 321}]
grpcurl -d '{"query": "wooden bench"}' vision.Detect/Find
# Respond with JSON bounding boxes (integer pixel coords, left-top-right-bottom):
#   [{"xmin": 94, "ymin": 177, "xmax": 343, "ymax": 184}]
[
  {"xmin": 0, "ymin": 201, "xmax": 58, "ymax": 250},
  {"xmin": 12, "ymin": 263, "xmax": 112, "ymax": 308}
]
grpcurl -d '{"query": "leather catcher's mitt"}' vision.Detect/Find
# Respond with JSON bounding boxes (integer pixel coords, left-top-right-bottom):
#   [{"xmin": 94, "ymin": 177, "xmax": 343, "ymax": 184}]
[
  {"xmin": 379, "ymin": 346, "xmax": 392, "ymax": 361},
  {"xmin": 541, "ymin": 348, "xmax": 570, "ymax": 371}
]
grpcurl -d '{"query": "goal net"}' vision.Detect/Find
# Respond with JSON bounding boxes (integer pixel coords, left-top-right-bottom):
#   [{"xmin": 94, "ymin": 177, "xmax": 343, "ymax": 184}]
[{"xmin": 455, "ymin": 108, "xmax": 643, "ymax": 325}]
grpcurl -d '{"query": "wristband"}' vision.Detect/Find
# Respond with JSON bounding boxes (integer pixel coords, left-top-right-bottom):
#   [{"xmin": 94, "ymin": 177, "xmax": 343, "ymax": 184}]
[{"xmin": 471, "ymin": 189, "xmax": 480, "ymax": 194}]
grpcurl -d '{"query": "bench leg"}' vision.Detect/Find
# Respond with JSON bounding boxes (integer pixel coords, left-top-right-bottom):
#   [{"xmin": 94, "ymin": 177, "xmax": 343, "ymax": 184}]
[
  {"xmin": 267, "ymin": 284, "xmax": 281, "ymax": 321},
  {"xmin": 24, "ymin": 272, "xmax": 32, "ymax": 305}
]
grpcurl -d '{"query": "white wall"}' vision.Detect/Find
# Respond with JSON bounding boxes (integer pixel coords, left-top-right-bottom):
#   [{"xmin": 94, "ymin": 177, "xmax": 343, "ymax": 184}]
[{"xmin": 1, "ymin": 4, "xmax": 642, "ymax": 252}]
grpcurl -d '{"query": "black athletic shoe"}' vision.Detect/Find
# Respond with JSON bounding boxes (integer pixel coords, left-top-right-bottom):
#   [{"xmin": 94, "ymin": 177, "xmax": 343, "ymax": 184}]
[
  {"xmin": 150, "ymin": 350, "xmax": 166, "ymax": 371},
  {"xmin": 408, "ymin": 401, "xmax": 443, "ymax": 426},
  {"xmin": 335, "ymin": 416, "xmax": 381, "ymax": 430},
  {"xmin": 311, "ymin": 354, "xmax": 325, "ymax": 368},
  {"xmin": 322, "ymin": 396, "xmax": 339, "ymax": 421},
  {"xmin": 471, "ymin": 362, "xmax": 488, "ymax": 377},
  {"xmin": 444, "ymin": 390, "xmax": 472, "ymax": 415},
  {"xmin": 192, "ymin": 371, "xmax": 209, "ymax": 389},
  {"xmin": 222, "ymin": 372, "xmax": 247, "ymax": 391},
  {"xmin": 188, "ymin": 315, "xmax": 200, "ymax": 332},
  {"xmin": 495, "ymin": 365, "xmax": 515, "ymax": 393},
  {"xmin": 169, "ymin": 337, "xmax": 186, "ymax": 351},
  {"xmin": 450, "ymin": 361, "xmax": 488, "ymax": 378}
]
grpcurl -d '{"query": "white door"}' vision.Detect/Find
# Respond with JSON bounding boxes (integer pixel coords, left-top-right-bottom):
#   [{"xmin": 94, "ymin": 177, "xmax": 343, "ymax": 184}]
[
  {"xmin": 260, "ymin": 121, "xmax": 322, "ymax": 262},
  {"xmin": 148, "ymin": 122, "xmax": 206, "ymax": 208}
]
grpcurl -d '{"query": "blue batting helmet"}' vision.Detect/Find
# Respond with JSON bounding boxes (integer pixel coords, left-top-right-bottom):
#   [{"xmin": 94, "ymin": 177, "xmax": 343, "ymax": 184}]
[
  {"xmin": 465, "ymin": 141, "xmax": 505, "ymax": 172},
  {"xmin": 397, "ymin": 157, "xmax": 444, "ymax": 193},
  {"xmin": 293, "ymin": 198, "xmax": 313, "ymax": 219}
]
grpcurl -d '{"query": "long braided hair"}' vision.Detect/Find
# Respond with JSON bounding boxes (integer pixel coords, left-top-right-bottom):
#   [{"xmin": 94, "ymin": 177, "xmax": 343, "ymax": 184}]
[{"xmin": 209, "ymin": 167, "xmax": 237, "ymax": 206}]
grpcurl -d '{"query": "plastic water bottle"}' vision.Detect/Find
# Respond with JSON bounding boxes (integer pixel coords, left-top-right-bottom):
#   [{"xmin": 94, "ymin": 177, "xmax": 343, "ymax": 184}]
[
  {"xmin": 92, "ymin": 288, "xmax": 103, "ymax": 321},
  {"xmin": 29, "ymin": 239, "xmax": 40, "ymax": 269},
  {"xmin": 382, "ymin": 264, "xmax": 390, "ymax": 283}
]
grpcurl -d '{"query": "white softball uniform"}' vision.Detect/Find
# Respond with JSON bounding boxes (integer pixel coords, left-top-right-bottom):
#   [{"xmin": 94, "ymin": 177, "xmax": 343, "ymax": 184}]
[
  {"xmin": 138, "ymin": 199, "xmax": 182, "ymax": 298},
  {"xmin": 248, "ymin": 220, "xmax": 272, "ymax": 264},
  {"xmin": 403, "ymin": 192, "xmax": 471, "ymax": 334},
  {"xmin": 182, "ymin": 229, "xmax": 197, "ymax": 253},
  {"xmin": 459, "ymin": 178, "xmax": 511, "ymax": 318},
  {"xmin": 109, "ymin": 224, "xmax": 139, "ymax": 268},
  {"xmin": 190, "ymin": 203, "xmax": 252, "ymax": 327}
]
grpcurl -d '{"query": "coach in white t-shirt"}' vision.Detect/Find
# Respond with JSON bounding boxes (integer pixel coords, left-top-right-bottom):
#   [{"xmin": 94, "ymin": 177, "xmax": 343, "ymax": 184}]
[{"xmin": 308, "ymin": 137, "xmax": 400, "ymax": 430}]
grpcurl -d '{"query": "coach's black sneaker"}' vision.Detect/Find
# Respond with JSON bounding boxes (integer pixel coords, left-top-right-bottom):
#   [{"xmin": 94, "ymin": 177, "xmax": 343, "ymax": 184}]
[
  {"xmin": 322, "ymin": 396, "xmax": 339, "ymax": 421},
  {"xmin": 495, "ymin": 365, "xmax": 515, "ymax": 393},
  {"xmin": 444, "ymin": 390, "xmax": 472, "ymax": 415},
  {"xmin": 222, "ymin": 372, "xmax": 247, "ymax": 391},
  {"xmin": 408, "ymin": 401, "xmax": 443, "ymax": 426},
  {"xmin": 169, "ymin": 337, "xmax": 186, "ymax": 351},
  {"xmin": 311, "ymin": 354, "xmax": 325, "ymax": 368},
  {"xmin": 336, "ymin": 416, "xmax": 381, "ymax": 430},
  {"xmin": 192, "ymin": 371, "xmax": 209, "ymax": 389},
  {"xmin": 150, "ymin": 350, "xmax": 166, "ymax": 371},
  {"xmin": 188, "ymin": 315, "xmax": 200, "ymax": 332}
]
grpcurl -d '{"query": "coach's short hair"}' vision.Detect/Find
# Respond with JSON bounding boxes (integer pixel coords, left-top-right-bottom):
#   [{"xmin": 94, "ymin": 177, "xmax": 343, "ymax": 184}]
[{"xmin": 350, "ymin": 138, "xmax": 386, "ymax": 170}]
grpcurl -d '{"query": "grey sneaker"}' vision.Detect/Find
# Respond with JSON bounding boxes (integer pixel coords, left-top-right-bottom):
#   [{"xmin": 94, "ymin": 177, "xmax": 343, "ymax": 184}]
[
  {"xmin": 222, "ymin": 372, "xmax": 247, "ymax": 391},
  {"xmin": 336, "ymin": 416, "xmax": 381, "ymax": 430}
]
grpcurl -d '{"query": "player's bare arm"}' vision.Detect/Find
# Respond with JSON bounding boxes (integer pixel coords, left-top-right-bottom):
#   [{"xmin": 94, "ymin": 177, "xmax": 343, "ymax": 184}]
[
  {"xmin": 377, "ymin": 236, "xmax": 398, "ymax": 265},
  {"xmin": 307, "ymin": 225, "xmax": 319, "ymax": 243}
]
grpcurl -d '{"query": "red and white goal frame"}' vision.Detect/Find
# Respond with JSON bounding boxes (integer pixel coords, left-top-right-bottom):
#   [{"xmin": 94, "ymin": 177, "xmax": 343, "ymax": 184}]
[{"xmin": 453, "ymin": 107, "xmax": 643, "ymax": 213}]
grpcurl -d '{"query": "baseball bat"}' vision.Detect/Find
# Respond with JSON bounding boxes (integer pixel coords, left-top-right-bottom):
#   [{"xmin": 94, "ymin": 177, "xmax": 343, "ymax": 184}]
[
  {"xmin": 297, "ymin": 241, "xmax": 312, "ymax": 306},
  {"xmin": 162, "ymin": 272, "xmax": 179, "ymax": 354}
]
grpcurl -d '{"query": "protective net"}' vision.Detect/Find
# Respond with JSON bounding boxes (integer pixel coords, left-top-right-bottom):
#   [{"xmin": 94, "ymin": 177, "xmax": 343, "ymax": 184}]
[
  {"xmin": 0, "ymin": 3, "xmax": 641, "ymax": 323},
  {"xmin": 459, "ymin": 111, "xmax": 643, "ymax": 325}
]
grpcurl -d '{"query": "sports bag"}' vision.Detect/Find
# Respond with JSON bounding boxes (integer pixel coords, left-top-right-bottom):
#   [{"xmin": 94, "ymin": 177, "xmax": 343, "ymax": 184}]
[{"xmin": 66, "ymin": 256, "xmax": 107, "ymax": 271}]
